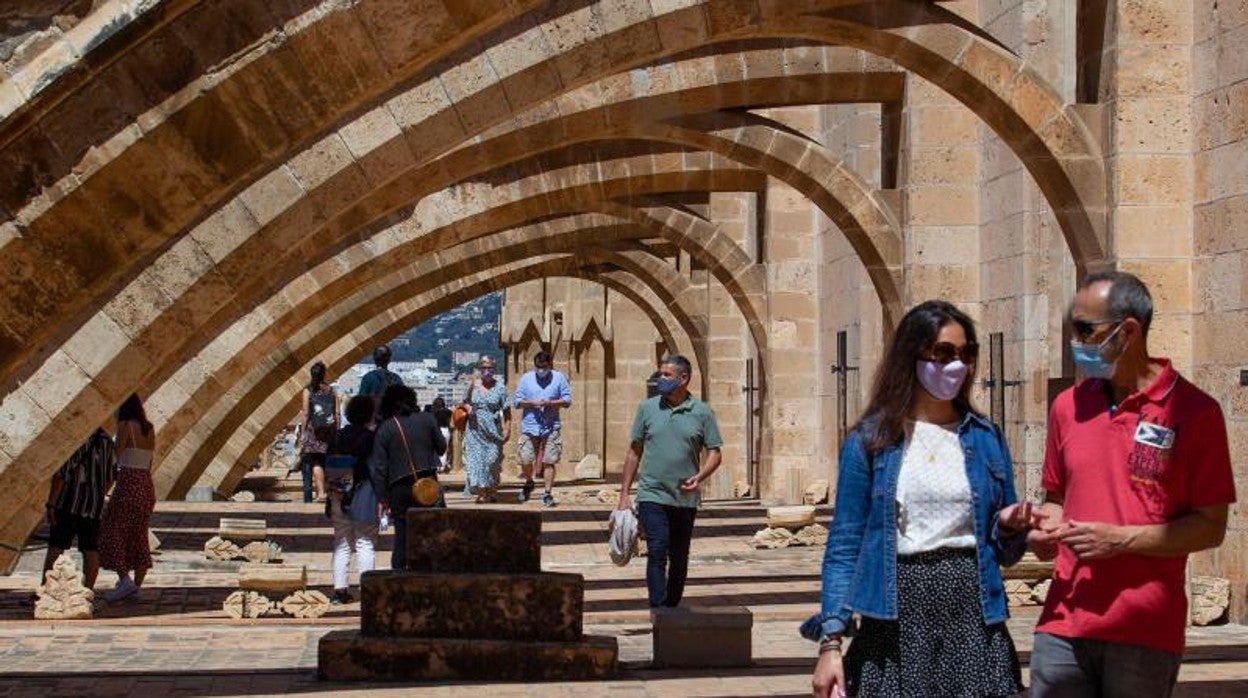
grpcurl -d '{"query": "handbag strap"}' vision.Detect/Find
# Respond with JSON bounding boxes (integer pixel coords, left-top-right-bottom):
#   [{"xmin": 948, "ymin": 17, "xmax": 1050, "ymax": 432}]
[{"xmin": 392, "ymin": 417, "xmax": 420, "ymax": 480}]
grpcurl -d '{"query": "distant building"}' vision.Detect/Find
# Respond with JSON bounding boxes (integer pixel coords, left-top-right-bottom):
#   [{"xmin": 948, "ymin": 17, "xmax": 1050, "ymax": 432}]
[{"xmin": 452, "ymin": 351, "xmax": 481, "ymax": 366}]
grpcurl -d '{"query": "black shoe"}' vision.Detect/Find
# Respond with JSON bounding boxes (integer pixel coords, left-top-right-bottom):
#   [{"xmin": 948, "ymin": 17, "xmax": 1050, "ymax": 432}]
[
  {"xmin": 330, "ymin": 589, "xmax": 352, "ymax": 605},
  {"xmin": 519, "ymin": 482, "xmax": 534, "ymax": 503},
  {"xmin": 542, "ymin": 492, "xmax": 556, "ymax": 508}
]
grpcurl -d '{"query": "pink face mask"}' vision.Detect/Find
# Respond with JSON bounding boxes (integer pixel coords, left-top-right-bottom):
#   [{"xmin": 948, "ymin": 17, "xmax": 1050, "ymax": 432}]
[{"xmin": 915, "ymin": 360, "xmax": 968, "ymax": 401}]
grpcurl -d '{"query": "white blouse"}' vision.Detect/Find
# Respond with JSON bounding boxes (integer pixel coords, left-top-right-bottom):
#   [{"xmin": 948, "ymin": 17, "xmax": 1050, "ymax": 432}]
[{"xmin": 895, "ymin": 420, "xmax": 976, "ymax": 555}]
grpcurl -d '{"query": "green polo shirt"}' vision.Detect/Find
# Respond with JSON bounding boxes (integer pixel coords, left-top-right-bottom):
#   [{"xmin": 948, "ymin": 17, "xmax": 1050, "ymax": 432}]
[{"xmin": 629, "ymin": 394, "xmax": 723, "ymax": 508}]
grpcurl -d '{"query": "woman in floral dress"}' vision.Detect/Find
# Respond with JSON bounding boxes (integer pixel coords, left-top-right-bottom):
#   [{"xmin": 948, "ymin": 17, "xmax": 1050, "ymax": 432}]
[{"xmin": 459, "ymin": 356, "xmax": 510, "ymax": 503}]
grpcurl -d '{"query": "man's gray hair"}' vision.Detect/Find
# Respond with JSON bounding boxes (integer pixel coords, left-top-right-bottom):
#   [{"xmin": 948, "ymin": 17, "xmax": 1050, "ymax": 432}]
[
  {"xmin": 660, "ymin": 354, "xmax": 692, "ymax": 378},
  {"xmin": 1077, "ymin": 270, "xmax": 1154, "ymax": 335}
]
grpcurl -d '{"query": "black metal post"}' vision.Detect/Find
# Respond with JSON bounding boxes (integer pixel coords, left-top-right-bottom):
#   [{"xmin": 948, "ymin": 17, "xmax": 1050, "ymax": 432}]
[
  {"xmin": 831, "ymin": 330, "xmax": 858, "ymax": 444},
  {"xmin": 742, "ymin": 358, "xmax": 759, "ymax": 494}
]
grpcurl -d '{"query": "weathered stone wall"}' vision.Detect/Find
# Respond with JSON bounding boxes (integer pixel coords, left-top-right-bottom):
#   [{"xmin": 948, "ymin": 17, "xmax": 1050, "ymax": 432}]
[{"xmin": 1193, "ymin": 1, "xmax": 1248, "ymax": 621}]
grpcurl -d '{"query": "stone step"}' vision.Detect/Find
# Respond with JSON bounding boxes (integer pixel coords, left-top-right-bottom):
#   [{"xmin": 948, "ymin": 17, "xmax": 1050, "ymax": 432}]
[
  {"xmin": 361, "ymin": 569, "xmax": 583, "ymax": 641},
  {"xmin": 405, "ymin": 509, "xmax": 541, "ymax": 574},
  {"xmin": 318, "ymin": 630, "xmax": 618, "ymax": 681}
]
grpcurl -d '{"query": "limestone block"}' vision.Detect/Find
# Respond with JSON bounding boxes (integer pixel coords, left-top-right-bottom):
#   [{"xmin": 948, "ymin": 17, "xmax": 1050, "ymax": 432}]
[
  {"xmin": 318, "ymin": 631, "xmax": 618, "ymax": 681},
  {"xmin": 34, "ymin": 553, "xmax": 93, "ymax": 620},
  {"xmin": 203, "ymin": 536, "xmax": 241, "ymax": 561},
  {"xmin": 732, "ymin": 480, "xmax": 751, "ymax": 498},
  {"xmin": 1190, "ymin": 576, "xmax": 1230, "ymax": 626},
  {"xmin": 223, "ymin": 590, "xmax": 272, "ymax": 619},
  {"xmin": 242, "ymin": 541, "xmax": 283, "ymax": 564},
  {"xmin": 238, "ymin": 564, "xmax": 306, "ymax": 594},
  {"xmin": 280, "ymin": 589, "xmax": 330, "ymax": 619},
  {"xmin": 596, "ymin": 489, "xmax": 620, "ymax": 505},
  {"xmin": 574, "ymin": 454, "xmax": 604, "ymax": 479},
  {"xmin": 651, "ymin": 606, "xmax": 752, "ymax": 668},
  {"xmin": 1031, "ymin": 579, "xmax": 1051, "ymax": 605},
  {"xmin": 405, "ymin": 509, "xmax": 540, "ymax": 574},
  {"xmin": 148, "ymin": 529, "xmax": 161, "ymax": 552},
  {"xmin": 219, "ymin": 518, "xmax": 267, "ymax": 541},
  {"xmin": 794, "ymin": 524, "xmax": 828, "ymax": 547},
  {"xmin": 751, "ymin": 527, "xmax": 795, "ymax": 549},
  {"xmin": 1005, "ymin": 579, "xmax": 1033, "ymax": 607},
  {"xmin": 360, "ymin": 570, "xmax": 583, "ymax": 641},
  {"xmin": 803, "ymin": 480, "xmax": 829, "ymax": 505},
  {"xmin": 1002, "ymin": 555, "xmax": 1054, "ymax": 581},
  {"xmin": 230, "ymin": 490, "xmax": 256, "ymax": 503},
  {"xmin": 767, "ymin": 505, "xmax": 816, "ymax": 530}
]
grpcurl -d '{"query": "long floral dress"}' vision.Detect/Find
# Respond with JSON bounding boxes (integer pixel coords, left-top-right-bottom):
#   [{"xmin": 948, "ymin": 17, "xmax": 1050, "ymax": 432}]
[{"xmin": 462, "ymin": 381, "xmax": 508, "ymax": 495}]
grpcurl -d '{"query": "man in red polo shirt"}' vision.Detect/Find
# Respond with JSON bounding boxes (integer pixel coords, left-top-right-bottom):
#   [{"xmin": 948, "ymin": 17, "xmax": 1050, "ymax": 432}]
[{"xmin": 1029, "ymin": 271, "xmax": 1236, "ymax": 697}]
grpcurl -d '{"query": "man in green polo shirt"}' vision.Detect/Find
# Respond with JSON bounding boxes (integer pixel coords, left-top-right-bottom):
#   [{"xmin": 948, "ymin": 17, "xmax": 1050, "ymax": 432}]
[{"xmin": 617, "ymin": 354, "xmax": 723, "ymax": 607}]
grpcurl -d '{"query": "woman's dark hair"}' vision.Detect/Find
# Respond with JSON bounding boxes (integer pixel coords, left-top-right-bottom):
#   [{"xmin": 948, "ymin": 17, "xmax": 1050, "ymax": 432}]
[
  {"xmin": 344, "ymin": 395, "xmax": 376, "ymax": 426},
  {"xmin": 853, "ymin": 300, "xmax": 980, "ymax": 452},
  {"xmin": 309, "ymin": 361, "xmax": 327, "ymax": 391},
  {"xmin": 378, "ymin": 384, "xmax": 417, "ymax": 420},
  {"xmin": 117, "ymin": 393, "xmax": 153, "ymax": 436}
]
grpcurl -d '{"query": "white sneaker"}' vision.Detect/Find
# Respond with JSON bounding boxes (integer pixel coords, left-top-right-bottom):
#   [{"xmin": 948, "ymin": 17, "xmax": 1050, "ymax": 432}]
[{"xmin": 105, "ymin": 577, "xmax": 138, "ymax": 602}]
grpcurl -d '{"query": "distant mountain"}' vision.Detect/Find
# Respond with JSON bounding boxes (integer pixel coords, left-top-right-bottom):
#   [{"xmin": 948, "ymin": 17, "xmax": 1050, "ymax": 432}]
[{"xmin": 382, "ymin": 293, "xmax": 503, "ymax": 371}]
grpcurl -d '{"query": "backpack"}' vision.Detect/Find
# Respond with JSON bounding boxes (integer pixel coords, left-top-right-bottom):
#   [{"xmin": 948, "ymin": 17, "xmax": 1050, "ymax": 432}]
[{"xmin": 308, "ymin": 390, "xmax": 337, "ymax": 443}]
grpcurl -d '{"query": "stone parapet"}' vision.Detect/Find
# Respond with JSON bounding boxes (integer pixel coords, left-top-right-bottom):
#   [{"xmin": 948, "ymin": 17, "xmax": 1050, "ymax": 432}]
[
  {"xmin": 319, "ymin": 509, "xmax": 616, "ymax": 682},
  {"xmin": 360, "ymin": 569, "xmax": 583, "ymax": 641},
  {"xmin": 404, "ymin": 509, "xmax": 541, "ymax": 574},
  {"xmin": 318, "ymin": 631, "xmax": 618, "ymax": 682}
]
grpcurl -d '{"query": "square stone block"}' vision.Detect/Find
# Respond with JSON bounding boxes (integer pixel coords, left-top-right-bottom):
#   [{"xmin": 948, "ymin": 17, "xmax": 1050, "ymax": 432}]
[
  {"xmin": 651, "ymin": 605, "xmax": 752, "ymax": 668},
  {"xmin": 360, "ymin": 570, "xmax": 583, "ymax": 641},
  {"xmin": 404, "ymin": 509, "xmax": 541, "ymax": 573},
  {"xmin": 318, "ymin": 630, "xmax": 617, "ymax": 681}
]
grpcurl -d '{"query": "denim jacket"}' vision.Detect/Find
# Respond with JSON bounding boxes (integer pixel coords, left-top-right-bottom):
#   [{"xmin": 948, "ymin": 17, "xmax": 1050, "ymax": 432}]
[{"xmin": 801, "ymin": 411, "xmax": 1027, "ymax": 641}]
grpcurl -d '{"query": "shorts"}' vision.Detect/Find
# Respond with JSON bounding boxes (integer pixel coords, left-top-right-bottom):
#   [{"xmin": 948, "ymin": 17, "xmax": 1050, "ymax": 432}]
[
  {"xmin": 48, "ymin": 509, "xmax": 101, "ymax": 552},
  {"xmin": 517, "ymin": 430, "xmax": 562, "ymax": 466}
]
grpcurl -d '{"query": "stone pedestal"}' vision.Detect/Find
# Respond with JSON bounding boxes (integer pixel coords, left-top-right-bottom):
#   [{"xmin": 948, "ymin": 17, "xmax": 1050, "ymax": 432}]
[
  {"xmin": 319, "ymin": 509, "xmax": 616, "ymax": 682},
  {"xmin": 652, "ymin": 606, "xmax": 752, "ymax": 668}
]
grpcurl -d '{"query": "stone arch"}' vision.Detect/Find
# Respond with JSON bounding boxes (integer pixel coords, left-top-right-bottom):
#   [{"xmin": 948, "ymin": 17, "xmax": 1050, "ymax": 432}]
[
  {"xmin": 194, "ymin": 255, "xmax": 704, "ymax": 498},
  {"xmin": 0, "ymin": 2, "xmax": 1106, "ymax": 396},
  {"xmin": 153, "ymin": 229, "xmax": 719, "ymax": 498},
  {"xmin": 0, "ymin": 3, "xmax": 1115, "ymax": 564},
  {"xmin": 0, "ymin": 64, "xmax": 911, "ymax": 502}
]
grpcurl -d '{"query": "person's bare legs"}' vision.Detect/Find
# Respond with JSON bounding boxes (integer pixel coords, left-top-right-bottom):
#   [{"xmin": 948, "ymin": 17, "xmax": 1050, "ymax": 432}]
[
  {"xmin": 134, "ymin": 566, "xmax": 148, "ymax": 588},
  {"xmin": 313, "ymin": 464, "xmax": 327, "ymax": 501}
]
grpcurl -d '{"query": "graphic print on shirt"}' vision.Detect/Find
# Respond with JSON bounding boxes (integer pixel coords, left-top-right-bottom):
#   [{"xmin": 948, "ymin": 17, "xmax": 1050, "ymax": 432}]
[{"xmin": 1127, "ymin": 411, "xmax": 1176, "ymax": 517}]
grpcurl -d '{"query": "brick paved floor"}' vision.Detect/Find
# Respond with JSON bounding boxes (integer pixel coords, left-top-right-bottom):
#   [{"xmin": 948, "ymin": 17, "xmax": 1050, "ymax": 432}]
[{"xmin": 0, "ymin": 481, "xmax": 1245, "ymax": 696}]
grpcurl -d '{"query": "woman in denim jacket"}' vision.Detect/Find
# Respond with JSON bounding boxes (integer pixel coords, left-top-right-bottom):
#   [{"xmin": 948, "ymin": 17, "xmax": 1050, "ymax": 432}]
[{"xmin": 805, "ymin": 301, "xmax": 1041, "ymax": 697}]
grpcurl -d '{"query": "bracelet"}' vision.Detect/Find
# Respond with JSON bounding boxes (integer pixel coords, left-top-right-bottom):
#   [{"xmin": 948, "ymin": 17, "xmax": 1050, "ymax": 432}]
[{"xmin": 819, "ymin": 639, "xmax": 842, "ymax": 654}]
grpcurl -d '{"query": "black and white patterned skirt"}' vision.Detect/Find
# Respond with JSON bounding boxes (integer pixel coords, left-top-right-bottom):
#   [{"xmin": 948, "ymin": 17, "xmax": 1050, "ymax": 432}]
[{"xmin": 845, "ymin": 547, "xmax": 1022, "ymax": 697}]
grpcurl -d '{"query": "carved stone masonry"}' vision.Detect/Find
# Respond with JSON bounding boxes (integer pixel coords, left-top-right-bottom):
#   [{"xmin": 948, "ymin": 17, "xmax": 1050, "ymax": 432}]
[{"xmin": 34, "ymin": 553, "xmax": 93, "ymax": 620}]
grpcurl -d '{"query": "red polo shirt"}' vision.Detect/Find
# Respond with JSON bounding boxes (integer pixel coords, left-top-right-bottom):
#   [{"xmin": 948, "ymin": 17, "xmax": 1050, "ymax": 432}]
[{"xmin": 1037, "ymin": 359, "xmax": 1236, "ymax": 655}]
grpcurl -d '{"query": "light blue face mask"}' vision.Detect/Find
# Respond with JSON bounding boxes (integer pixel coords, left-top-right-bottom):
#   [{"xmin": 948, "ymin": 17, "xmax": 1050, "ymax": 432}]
[{"xmin": 1070, "ymin": 323, "xmax": 1123, "ymax": 379}]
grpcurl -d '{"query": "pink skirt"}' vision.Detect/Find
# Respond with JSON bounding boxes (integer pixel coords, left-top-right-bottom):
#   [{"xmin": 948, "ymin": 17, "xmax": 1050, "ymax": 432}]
[{"xmin": 99, "ymin": 468, "xmax": 156, "ymax": 572}]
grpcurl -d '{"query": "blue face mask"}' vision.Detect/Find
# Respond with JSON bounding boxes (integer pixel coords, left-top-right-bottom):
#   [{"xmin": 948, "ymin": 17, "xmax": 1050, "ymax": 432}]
[
  {"xmin": 1070, "ymin": 323, "xmax": 1123, "ymax": 379},
  {"xmin": 656, "ymin": 376, "xmax": 682, "ymax": 396}
]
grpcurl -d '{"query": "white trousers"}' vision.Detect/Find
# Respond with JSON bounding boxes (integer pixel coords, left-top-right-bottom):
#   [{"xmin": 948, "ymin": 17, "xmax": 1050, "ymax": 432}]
[{"xmin": 330, "ymin": 494, "xmax": 378, "ymax": 590}]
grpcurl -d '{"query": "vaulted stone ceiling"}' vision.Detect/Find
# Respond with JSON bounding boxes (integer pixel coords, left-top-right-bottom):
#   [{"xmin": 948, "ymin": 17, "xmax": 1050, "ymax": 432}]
[{"xmin": 0, "ymin": 0, "xmax": 1108, "ymax": 570}]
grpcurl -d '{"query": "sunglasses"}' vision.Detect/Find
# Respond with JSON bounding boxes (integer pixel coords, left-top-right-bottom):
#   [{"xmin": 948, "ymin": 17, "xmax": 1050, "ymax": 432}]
[
  {"xmin": 1070, "ymin": 317, "xmax": 1121, "ymax": 341},
  {"xmin": 923, "ymin": 341, "xmax": 978, "ymax": 365}
]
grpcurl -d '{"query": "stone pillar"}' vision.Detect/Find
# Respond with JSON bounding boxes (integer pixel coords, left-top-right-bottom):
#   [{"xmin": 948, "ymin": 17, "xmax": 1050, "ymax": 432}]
[
  {"xmin": 758, "ymin": 107, "xmax": 825, "ymax": 505},
  {"xmin": 1192, "ymin": 2, "xmax": 1248, "ymax": 621},
  {"xmin": 703, "ymin": 192, "xmax": 755, "ymax": 499}
]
